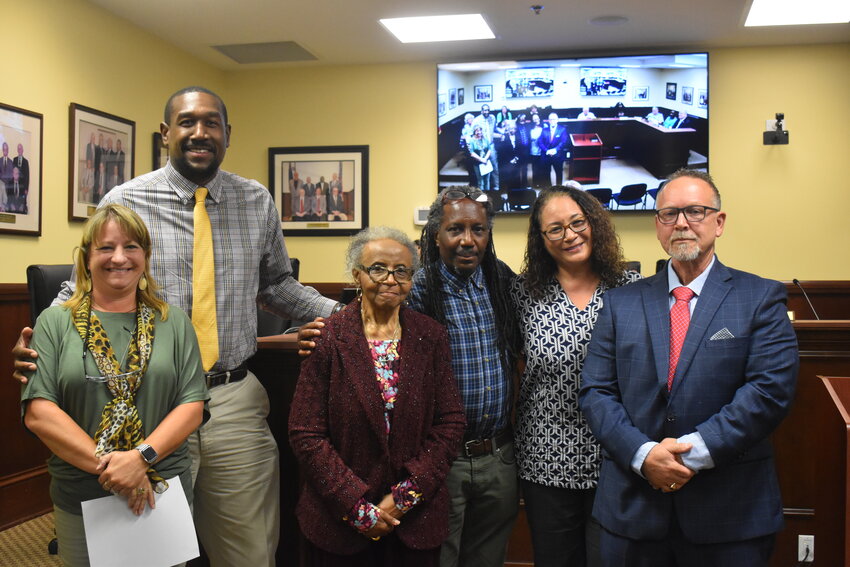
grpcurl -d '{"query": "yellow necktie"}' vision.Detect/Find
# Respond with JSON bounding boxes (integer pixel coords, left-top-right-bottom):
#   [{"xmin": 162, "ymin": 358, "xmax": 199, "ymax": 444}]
[{"xmin": 192, "ymin": 187, "xmax": 218, "ymax": 371}]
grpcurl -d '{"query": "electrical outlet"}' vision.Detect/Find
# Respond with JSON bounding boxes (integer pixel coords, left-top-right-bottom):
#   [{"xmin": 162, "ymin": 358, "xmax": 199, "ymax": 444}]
[{"xmin": 798, "ymin": 534, "xmax": 814, "ymax": 562}]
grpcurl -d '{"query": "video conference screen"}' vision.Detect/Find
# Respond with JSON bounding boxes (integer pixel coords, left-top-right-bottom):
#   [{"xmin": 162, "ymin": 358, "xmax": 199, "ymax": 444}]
[{"xmin": 437, "ymin": 52, "xmax": 708, "ymax": 214}]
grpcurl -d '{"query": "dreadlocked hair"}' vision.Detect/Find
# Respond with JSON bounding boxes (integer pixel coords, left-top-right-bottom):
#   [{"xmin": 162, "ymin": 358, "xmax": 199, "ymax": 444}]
[
  {"xmin": 521, "ymin": 184, "xmax": 629, "ymax": 300},
  {"xmin": 419, "ymin": 186, "xmax": 521, "ymax": 360}
]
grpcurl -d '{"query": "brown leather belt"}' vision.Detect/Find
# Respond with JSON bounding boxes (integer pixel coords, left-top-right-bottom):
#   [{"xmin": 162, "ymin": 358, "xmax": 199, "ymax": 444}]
[
  {"xmin": 462, "ymin": 428, "xmax": 513, "ymax": 458},
  {"xmin": 205, "ymin": 366, "xmax": 247, "ymax": 388}
]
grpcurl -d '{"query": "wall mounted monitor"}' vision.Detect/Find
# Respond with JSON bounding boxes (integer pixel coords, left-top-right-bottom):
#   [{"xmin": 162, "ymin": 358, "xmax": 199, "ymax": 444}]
[{"xmin": 437, "ymin": 52, "xmax": 708, "ymax": 214}]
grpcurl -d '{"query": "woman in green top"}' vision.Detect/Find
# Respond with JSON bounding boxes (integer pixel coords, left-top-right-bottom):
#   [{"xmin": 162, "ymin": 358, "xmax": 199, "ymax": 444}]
[{"xmin": 22, "ymin": 203, "xmax": 208, "ymax": 567}]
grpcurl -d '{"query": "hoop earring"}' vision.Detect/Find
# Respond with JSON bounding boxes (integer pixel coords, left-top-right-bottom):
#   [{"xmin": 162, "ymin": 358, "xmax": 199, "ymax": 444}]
[{"xmin": 138, "ymin": 274, "xmax": 148, "ymax": 291}]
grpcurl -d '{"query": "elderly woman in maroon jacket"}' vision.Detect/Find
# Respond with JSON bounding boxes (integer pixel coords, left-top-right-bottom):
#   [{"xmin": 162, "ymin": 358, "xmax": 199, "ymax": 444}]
[{"xmin": 289, "ymin": 226, "xmax": 465, "ymax": 567}]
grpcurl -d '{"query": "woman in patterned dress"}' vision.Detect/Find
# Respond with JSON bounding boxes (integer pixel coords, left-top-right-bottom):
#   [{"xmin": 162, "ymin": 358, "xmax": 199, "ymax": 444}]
[
  {"xmin": 511, "ymin": 184, "xmax": 640, "ymax": 567},
  {"xmin": 289, "ymin": 226, "xmax": 465, "ymax": 566}
]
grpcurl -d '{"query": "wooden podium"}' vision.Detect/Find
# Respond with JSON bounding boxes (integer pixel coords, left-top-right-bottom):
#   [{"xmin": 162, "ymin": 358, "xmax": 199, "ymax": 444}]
[
  {"xmin": 568, "ymin": 133, "xmax": 603, "ymax": 184},
  {"xmin": 770, "ymin": 321, "xmax": 850, "ymax": 566},
  {"xmin": 818, "ymin": 376, "xmax": 850, "ymax": 565}
]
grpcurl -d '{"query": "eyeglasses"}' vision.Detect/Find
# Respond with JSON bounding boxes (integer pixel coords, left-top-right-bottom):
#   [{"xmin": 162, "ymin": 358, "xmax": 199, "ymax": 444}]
[
  {"xmin": 85, "ymin": 368, "xmax": 142, "ymax": 384},
  {"xmin": 541, "ymin": 218, "xmax": 589, "ymax": 240},
  {"xmin": 656, "ymin": 206, "xmax": 719, "ymax": 225},
  {"xmin": 358, "ymin": 264, "xmax": 415, "ymax": 283},
  {"xmin": 441, "ymin": 188, "xmax": 489, "ymax": 204}
]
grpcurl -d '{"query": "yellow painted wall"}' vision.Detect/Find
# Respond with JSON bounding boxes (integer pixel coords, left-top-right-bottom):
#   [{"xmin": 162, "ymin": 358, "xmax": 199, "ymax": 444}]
[
  {"xmin": 1, "ymin": 0, "xmax": 224, "ymax": 281},
  {"xmin": 1, "ymin": 0, "xmax": 847, "ymax": 284}
]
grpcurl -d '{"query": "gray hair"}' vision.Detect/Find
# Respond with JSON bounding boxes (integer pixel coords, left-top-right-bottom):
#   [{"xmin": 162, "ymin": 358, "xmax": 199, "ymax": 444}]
[
  {"xmin": 345, "ymin": 226, "xmax": 419, "ymax": 275},
  {"xmin": 661, "ymin": 168, "xmax": 722, "ymax": 209}
]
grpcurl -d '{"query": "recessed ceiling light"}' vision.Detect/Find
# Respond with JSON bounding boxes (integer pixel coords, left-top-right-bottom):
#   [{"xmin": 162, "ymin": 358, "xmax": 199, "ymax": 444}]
[
  {"xmin": 589, "ymin": 15, "xmax": 629, "ymax": 26},
  {"xmin": 379, "ymin": 14, "xmax": 495, "ymax": 43},
  {"xmin": 746, "ymin": 0, "xmax": 850, "ymax": 26}
]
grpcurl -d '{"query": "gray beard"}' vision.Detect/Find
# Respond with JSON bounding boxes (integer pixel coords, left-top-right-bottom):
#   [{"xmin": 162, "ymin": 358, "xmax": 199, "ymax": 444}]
[{"xmin": 668, "ymin": 233, "xmax": 700, "ymax": 262}]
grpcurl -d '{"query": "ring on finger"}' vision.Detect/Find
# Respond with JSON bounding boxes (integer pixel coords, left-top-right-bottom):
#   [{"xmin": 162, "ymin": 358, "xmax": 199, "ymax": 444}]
[
  {"xmin": 136, "ymin": 487, "xmax": 146, "ymax": 495},
  {"xmin": 670, "ymin": 482, "xmax": 678, "ymax": 490}
]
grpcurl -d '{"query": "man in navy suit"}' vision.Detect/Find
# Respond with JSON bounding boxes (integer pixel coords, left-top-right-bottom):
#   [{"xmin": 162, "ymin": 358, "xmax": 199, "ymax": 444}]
[
  {"xmin": 579, "ymin": 169, "xmax": 798, "ymax": 566},
  {"xmin": 538, "ymin": 112, "xmax": 569, "ymax": 185}
]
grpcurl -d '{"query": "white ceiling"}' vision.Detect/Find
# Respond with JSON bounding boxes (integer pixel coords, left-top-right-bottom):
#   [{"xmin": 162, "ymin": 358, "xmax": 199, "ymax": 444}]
[{"xmin": 87, "ymin": 0, "xmax": 850, "ymax": 70}]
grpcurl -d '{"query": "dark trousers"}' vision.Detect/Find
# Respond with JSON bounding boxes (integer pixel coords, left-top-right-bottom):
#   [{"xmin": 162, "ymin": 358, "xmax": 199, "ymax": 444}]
[
  {"xmin": 541, "ymin": 155, "xmax": 565, "ymax": 186},
  {"xmin": 599, "ymin": 516, "xmax": 776, "ymax": 567},
  {"xmin": 303, "ymin": 533, "xmax": 439, "ymax": 567},
  {"xmin": 521, "ymin": 479, "xmax": 601, "ymax": 567}
]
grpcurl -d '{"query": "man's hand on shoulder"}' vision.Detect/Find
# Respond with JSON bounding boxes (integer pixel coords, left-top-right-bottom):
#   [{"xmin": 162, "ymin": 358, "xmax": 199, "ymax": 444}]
[
  {"xmin": 12, "ymin": 327, "xmax": 36, "ymax": 384},
  {"xmin": 297, "ymin": 318, "xmax": 325, "ymax": 357},
  {"xmin": 642, "ymin": 437, "xmax": 695, "ymax": 493}
]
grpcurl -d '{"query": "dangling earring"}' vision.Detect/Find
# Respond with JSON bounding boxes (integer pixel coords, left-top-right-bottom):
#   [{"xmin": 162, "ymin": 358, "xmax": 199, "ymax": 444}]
[
  {"xmin": 138, "ymin": 274, "xmax": 148, "ymax": 291},
  {"xmin": 83, "ymin": 273, "xmax": 92, "ymax": 292},
  {"xmin": 355, "ymin": 286, "xmax": 362, "ymax": 300}
]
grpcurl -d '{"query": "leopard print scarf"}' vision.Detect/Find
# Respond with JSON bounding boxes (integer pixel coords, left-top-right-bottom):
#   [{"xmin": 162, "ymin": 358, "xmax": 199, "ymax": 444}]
[{"xmin": 73, "ymin": 294, "xmax": 167, "ymax": 493}]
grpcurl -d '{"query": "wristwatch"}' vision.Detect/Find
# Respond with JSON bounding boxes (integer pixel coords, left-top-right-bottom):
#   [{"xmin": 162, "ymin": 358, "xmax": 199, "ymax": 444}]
[{"xmin": 135, "ymin": 443, "xmax": 158, "ymax": 464}]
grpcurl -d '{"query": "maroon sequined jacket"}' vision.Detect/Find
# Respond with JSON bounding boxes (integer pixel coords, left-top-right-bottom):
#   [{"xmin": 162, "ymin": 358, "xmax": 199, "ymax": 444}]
[{"xmin": 288, "ymin": 303, "xmax": 466, "ymax": 554}]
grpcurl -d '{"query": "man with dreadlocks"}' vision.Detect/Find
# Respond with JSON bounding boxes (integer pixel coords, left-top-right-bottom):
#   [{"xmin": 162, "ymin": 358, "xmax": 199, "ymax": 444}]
[{"xmin": 409, "ymin": 186, "xmax": 521, "ymax": 567}]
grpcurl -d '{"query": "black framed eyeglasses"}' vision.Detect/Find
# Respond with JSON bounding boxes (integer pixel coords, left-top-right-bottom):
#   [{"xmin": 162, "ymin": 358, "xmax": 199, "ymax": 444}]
[
  {"xmin": 358, "ymin": 264, "xmax": 415, "ymax": 283},
  {"xmin": 656, "ymin": 206, "xmax": 719, "ymax": 225},
  {"xmin": 441, "ymin": 187, "xmax": 489, "ymax": 204},
  {"xmin": 542, "ymin": 218, "xmax": 589, "ymax": 241}
]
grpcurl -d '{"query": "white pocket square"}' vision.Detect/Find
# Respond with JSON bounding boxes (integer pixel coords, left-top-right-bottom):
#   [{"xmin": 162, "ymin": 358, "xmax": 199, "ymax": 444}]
[{"xmin": 710, "ymin": 328, "xmax": 735, "ymax": 340}]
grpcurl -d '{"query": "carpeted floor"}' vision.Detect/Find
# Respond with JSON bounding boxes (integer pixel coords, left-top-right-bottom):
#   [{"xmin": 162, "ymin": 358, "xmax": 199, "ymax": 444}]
[{"xmin": 0, "ymin": 513, "xmax": 62, "ymax": 567}]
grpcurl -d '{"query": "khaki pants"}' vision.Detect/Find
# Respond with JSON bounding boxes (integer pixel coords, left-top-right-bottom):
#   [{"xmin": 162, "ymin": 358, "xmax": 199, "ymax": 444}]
[{"xmin": 188, "ymin": 372, "xmax": 280, "ymax": 567}]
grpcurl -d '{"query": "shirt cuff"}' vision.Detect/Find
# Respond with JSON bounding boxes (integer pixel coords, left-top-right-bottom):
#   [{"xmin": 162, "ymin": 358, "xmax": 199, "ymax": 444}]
[
  {"xmin": 344, "ymin": 498, "xmax": 381, "ymax": 533},
  {"xmin": 678, "ymin": 432, "xmax": 714, "ymax": 471},
  {"xmin": 391, "ymin": 478, "xmax": 423, "ymax": 513},
  {"xmin": 631, "ymin": 441, "xmax": 657, "ymax": 478}
]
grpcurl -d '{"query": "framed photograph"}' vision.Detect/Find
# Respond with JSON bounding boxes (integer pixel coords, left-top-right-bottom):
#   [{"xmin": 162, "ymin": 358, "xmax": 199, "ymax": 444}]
[
  {"xmin": 474, "ymin": 84, "xmax": 493, "ymax": 103},
  {"xmin": 698, "ymin": 89, "xmax": 708, "ymax": 109},
  {"xmin": 458, "ymin": 88, "xmax": 465, "ymax": 105},
  {"xmin": 633, "ymin": 86, "xmax": 649, "ymax": 101},
  {"xmin": 68, "ymin": 103, "xmax": 135, "ymax": 221},
  {"xmin": 152, "ymin": 132, "xmax": 168, "ymax": 170},
  {"xmin": 0, "ymin": 102, "xmax": 43, "ymax": 236},
  {"xmin": 682, "ymin": 86, "xmax": 694, "ymax": 105},
  {"xmin": 269, "ymin": 145, "xmax": 369, "ymax": 237},
  {"xmin": 665, "ymin": 82, "xmax": 677, "ymax": 101},
  {"xmin": 449, "ymin": 88, "xmax": 457, "ymax": 109},
  {"xmin": 438, "ymin": 94, "xmax": 447, "ymax": 117}
]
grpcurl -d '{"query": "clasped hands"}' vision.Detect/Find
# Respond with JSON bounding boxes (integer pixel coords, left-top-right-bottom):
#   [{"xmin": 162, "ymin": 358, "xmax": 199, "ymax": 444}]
[
  {"xmin": 642, "ymin": 437, "xmax": 696, "ymax": 494},
  {"xmin": 97, "ymin": 450, "xmax": 156, "ymax": 516},
  {"xmin": 362, "ymin": 493, "xmax": 404, "ymax": 540}
]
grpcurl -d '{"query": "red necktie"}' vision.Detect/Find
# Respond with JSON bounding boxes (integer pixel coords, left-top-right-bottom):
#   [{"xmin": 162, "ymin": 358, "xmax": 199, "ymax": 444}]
[{"xmin": 668, "ymin": 286, "xmax": 695, "ymax": 391}]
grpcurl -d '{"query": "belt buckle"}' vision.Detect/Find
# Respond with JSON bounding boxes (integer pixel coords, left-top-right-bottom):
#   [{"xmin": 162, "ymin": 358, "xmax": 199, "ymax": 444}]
[{"xmin": 463, "ymin": 439, "xmax": 479, "ymax": 458}]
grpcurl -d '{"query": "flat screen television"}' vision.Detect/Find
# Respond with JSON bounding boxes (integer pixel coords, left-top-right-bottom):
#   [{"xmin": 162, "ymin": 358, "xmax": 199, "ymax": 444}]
[{"xmin": 437, "ymin": 52, "xmax": 708, "ymax": 214}]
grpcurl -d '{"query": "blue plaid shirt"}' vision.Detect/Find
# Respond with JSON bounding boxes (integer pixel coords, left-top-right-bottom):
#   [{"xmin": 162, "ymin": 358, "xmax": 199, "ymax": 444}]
[{"xmin": 408, "ymin": 261, "xmax": 512, "ymax": 438}]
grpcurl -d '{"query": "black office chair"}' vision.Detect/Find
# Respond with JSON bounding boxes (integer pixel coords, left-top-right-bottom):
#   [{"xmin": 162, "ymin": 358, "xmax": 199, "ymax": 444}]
[
  {"xmin": 612, "ymin": 183, "xmax": 648, "ymax": 210},
  {"xmin": 586, "ymin": 188, "xmax": 613, "ymax": 209},
  {"xmin": 656, "ymin": 259, "xmax": 668, "ymax": 273},
  {"xmin": 256, "ymin": 258, "xmax": 301, "ymax": 336},
  {"xmin": 26, "ymin": 264, "xmax": 74, "ymax": 326},
  {"xmin": 625, "ymin": 260, "xmax": 641, "ymax": 275},
  {"xmin": 507, "ymin": 188, "xmax": 537, "ymax": 211}
]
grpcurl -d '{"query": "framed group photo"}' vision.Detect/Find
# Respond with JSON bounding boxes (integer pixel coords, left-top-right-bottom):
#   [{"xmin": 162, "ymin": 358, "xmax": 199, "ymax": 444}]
[
  {"xmin": 0, "ymin": 102, "xmax": 43, "ymax": 236},
  {"xmin": 269, "ymin": 145, "xmax": 369, "ymax": 236},
  {"xmin": 68, "ymin": 103, "xmax": 135, "ymax": 221},
  {"xmin": 666, "ymin": 82, "xmax": 677, "ymax": 101},
  {"xmin": 682, "ymin": 86, "xmax": 694, "ymax": 105},
  {"xmin": 474, "ymin": 84, "xmax": 493, "ymax": 103},
  {"xmin": 152, "ymin": 132, "xmax": 168, "ymax": 170},
  {"xmin": 633, "ymin": 86, "xmax": 649, "ymax": 101},
  {"xmin": 458, "ymin": 88, "xmax": 465, "ymax": 105}
]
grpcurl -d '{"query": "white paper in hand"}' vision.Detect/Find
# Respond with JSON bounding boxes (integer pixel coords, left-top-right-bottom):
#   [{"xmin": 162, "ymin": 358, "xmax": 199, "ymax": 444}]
[{"xmin": 81, "ymin": 477, "xmax": 198, "ymax": 567}]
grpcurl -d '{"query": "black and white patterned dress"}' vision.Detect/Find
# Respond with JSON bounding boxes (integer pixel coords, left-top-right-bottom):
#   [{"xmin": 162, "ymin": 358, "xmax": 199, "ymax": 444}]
[{"xmin": 510, "ymin": 271, "xmax": 641, "ymax": 488}]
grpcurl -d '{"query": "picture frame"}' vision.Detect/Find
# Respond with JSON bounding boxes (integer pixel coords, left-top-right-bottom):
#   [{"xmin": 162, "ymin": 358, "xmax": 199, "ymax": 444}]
[
  {"xmin": 68, "ymin": 103, "xmax": 135, "ymax": 221},
  {"xmin": 698, "ymin": 89, "xmax": 708, "ymax": 109},
  {"xmin": 269, "ymin": 145, "xmax": 369, "ymax": 237},
  {"xmin": 0, "ymin": 102, "xmax": 43, "ymax": 236},
  {"xmin": 458, "ymin": 88, "xmax": 465, "ymax": 105},
  {"xmin": 633, "ymin": 86, "xmax": 649, "ymax": 101},
  {"xmin": 152, "ymin": 132, "xmax": 168, "ymax": 170},
  {"xmin": 438, "ymin": 94, "xmax": 447, "ymax": 117},
  {"xmin": 682, "ymin": 86, "xmax": 694, "ymax": 105},
  {"xmin": 665, "ymin": 82, "xmax": 677, "ymax": 101},
  {"xmin": 449, "ymin": 88, "xmax": 457, "ymax": 109},
  {"xmin": 474, "ymin": 84, "xmax": 493, "ymax": 103}
]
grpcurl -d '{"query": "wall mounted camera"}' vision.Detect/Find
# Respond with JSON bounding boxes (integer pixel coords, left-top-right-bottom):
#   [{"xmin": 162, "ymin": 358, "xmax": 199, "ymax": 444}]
[{"xmin": 763, "ymin": 112, "xmax": 789, "ymax": 145}]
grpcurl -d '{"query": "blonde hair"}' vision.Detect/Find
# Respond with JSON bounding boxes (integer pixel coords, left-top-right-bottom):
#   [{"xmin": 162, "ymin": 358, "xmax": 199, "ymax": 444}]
[{"xmin": 64, "ymin": 203, "xmax": 169, "ymax": 319}]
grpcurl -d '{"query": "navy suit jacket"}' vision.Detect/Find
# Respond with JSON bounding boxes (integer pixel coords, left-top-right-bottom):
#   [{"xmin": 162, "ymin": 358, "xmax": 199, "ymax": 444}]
[
  {"xmin": 579, "ymin": 259, "xmax": 798, "ymax": 544},
  {"xmin": 538, "ymin": 124, "xmax": 569, "ymax": 156},
  {"xmin": 289, "ymin": 303, "xmax": 465, "ymax": 554}
]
